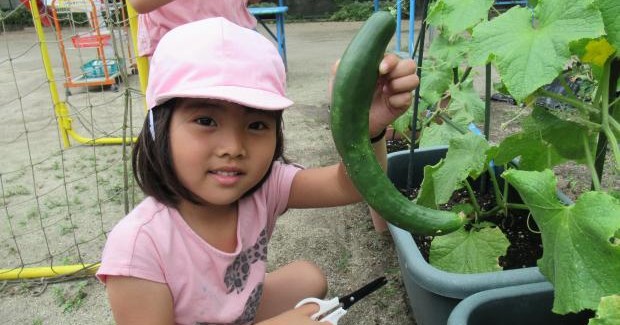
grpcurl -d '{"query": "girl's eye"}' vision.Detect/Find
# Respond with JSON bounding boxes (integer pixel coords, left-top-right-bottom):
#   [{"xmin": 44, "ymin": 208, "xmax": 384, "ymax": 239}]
[
  {"xmin": 249, "ymin": 121, "xmax": 269, "ymax": 130},
  {"xmin": 195, "ymin": 117, "xmax": 216, "ymax": 127}
]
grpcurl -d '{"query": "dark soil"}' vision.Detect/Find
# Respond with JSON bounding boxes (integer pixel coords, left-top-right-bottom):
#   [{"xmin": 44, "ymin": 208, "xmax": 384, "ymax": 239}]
[{"xmin": 386, "ymin": 139, "xmax": 543, "ymax": 271}]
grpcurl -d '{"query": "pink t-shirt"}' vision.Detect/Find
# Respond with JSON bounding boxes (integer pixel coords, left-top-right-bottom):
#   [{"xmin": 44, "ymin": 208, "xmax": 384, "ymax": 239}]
[
  {"xmin": 97, "ymin": 162, "xmax": 300, "ymax": 325},
  {"xmin": 137, "ymin": 0, "xmax": 258, "ymax": 56}
]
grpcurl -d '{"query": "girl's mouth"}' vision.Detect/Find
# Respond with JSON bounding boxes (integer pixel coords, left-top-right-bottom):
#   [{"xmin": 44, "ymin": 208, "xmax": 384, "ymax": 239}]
[
  {"xmin": 211, "ymin": 170, "xmax": 241, "ymax": 177},
  {"xmin": 209, "ymin": 169, "xmax": 243, "ymax": 186}
]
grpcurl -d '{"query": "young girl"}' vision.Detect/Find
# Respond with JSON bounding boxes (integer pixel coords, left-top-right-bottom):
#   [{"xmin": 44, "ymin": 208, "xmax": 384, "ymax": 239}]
[
  {"xmin": 96, "ymin": 17, "xmax": 418, "ymax": 325},
  {"xmin": 129, "ymin": 0, "xmax": 261, "ymax": 57}
]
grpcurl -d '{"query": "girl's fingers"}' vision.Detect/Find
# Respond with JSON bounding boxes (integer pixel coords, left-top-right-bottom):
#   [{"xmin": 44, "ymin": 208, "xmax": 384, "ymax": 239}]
[
  {"xmin": 379, "ymin": 53, "xmax": 400, "ymax": 74},
  {"xmin": 382, "ymin": 56, "xmax": 417, "ymax": 78},
  {"xmin": 387, "ymin": 91, "xmax": 413, "ymax": 110},
  {"xmin": 296, "ymin": 303, "xmax": 320, "ymax": 317},
  {"xmin": 383, "ymin": 73, "xmax": 419, "ymax": 94}
]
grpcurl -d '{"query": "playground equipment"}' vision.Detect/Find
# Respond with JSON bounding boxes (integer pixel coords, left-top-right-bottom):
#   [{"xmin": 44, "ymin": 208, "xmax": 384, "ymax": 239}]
[
  {"xmin": 48, "ymin": 0, "xmax": 133, "ymax": 95},
  {"xmin": 249, "ymin": 0, "xmax": 288, "ymax": 69}
]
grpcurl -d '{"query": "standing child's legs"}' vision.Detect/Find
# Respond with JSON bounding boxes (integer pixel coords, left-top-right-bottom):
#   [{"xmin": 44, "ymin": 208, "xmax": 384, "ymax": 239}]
[{"xmin": 254, "ymin": 260, "xmax": 327, "ymax": 321}]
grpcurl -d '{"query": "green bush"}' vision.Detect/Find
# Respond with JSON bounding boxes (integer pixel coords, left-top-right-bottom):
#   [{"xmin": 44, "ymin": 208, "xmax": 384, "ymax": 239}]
[
  {"xmin": 248, "ymin": 2, "xmax": 279, "ymax": 8},
  {"xmin": 0, "ymin": 7, "xmax": 32, "ymax": 28},
  {"xmin": 330, "ymin": 1, "xmax": 374, "ymax": 21},
  {"xmin": 330, "ymin": 0, "xmax": 412, "ymax": 22}
]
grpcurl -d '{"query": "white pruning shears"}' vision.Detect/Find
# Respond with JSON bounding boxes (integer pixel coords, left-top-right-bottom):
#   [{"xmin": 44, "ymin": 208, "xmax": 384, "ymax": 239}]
[{"xmin": 294, "ymin": 276, "xmax": 388, "ymax": 324}]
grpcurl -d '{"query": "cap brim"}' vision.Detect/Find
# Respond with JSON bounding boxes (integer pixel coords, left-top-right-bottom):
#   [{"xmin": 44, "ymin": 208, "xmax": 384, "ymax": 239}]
[{"xmin": 154, "ymin": 86, "xmax": 294, "ymax": 111}]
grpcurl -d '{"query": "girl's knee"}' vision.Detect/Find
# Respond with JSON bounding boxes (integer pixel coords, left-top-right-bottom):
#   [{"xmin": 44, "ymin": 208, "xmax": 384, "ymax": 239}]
[{"xmin": 293, "ymin": 260, "xmax": 328, "ymax": 298}]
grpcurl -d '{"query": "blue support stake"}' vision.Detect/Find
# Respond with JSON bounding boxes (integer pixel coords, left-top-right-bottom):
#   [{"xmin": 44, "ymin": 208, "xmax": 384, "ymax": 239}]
[
  {"xmin": 395, "ymin": 0, "xmax": 402, "ymax": 52},
  {"xmin": 409, "ymin": 0, "xmax": 415, "ymax": 56}
]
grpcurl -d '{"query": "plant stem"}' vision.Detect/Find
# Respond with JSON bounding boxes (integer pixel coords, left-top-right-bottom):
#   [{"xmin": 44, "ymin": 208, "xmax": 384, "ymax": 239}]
[
  {"xmin": 594, "ymin": 58, "xmax": 620, "ymax": 181},
  {"xmin": 453, "ymin": 67, "xmax": 459, "ymax": 84},
  {"xmin": 506, "ymin": 203, "xmax": 530, "ymax": 210},
  {"xmin": 603, "ymin": 125, "xmax": 620, "ymax": 171},
  {"xmin": 459, "ymin": 66, "xmax": 472, "ymax": 84},
  {"xmin": 583, "ymin": 134, "xmax": 601, "ymax": 191},
  {"xmin": 487, "ymin": 167, "xmax": 504, "ymax": 208},
  {"xmin": 480, "ymin": 205, "xmax": 502, "ymax": 218},
  {"xmin": 438, "ymin": 113, "xmax": 468, "ymax": 134},
  {"xmin": 572, "ymin": 117, "xmax": 602, "ymax": 131},
  {"xmin": 463, "ymin": 180, "xmax": 482, "ymax": 215},
  {"xmin": 610, "ymin": 117, "xmax": 620, "ymax": 134},
  {"xmin": 538, "ymin": 88, "xmax": 598, "ymax": 115},
  {"xmin": 484, "ymin": 64, "xmax": 492, "ymax": 140}
]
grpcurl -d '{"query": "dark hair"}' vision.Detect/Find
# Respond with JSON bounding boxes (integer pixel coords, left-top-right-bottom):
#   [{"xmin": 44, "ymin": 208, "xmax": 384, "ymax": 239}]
[{"xmin": 132, "ymin": 99, "xmax": 287, "ymax": 207}]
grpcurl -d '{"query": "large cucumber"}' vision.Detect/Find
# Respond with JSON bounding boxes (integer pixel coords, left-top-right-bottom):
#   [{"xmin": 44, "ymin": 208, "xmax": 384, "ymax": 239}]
[{"xmin": 330, "ymin": 11, "xmax": 465, "ymax": 236}]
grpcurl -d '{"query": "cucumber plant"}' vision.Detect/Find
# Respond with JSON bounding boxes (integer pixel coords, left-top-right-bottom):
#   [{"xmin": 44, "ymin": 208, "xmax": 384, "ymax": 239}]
[{"xmin": 341, "ymin": 0, "xmax": 620, "ymax": 322}]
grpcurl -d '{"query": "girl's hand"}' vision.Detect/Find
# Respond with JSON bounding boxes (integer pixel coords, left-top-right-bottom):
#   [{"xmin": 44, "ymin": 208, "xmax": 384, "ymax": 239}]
[
  {"xmin": 257, "ymin": 303, "xmax": 331, "ymax": 325},
  {"xmin": 369, "ymin": 53, "xmax": 418, "ymax": 138},
  {"xmin": 329, "ymin": 54, "xmax": 419, "ymax": 139}
]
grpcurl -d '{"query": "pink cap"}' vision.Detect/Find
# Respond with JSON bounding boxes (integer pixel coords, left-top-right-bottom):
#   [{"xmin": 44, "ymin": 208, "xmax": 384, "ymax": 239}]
[{"xmin": 146, "ymin": 17, "xmax": 293, "ymax": 111}]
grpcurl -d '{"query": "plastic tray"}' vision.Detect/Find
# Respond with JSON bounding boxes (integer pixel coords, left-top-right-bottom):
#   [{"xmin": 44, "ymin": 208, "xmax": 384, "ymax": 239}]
[{"xmin": 80, "ymin": 59, "xmax": 120, "ymax": 78}]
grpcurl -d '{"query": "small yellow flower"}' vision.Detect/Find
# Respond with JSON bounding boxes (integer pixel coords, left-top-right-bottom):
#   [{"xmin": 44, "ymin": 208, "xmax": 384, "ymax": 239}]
[{"xmin": 582, "ymin": 38, "xmax": 616, "ymax": 67}]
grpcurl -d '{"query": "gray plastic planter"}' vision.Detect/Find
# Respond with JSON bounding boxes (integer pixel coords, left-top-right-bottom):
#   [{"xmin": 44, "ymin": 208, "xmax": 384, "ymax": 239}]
[
  {"xmin": 447, "ymin": 282, "xmax": 593, "ymax": 325},
  {"xmin": 386, "ymin": 147, "xmax": 547, "ymax": 325}
]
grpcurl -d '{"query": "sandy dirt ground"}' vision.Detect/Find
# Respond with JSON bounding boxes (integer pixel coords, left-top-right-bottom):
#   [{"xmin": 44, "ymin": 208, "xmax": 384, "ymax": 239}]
[{"xmin": 1, "ymin": 20, "xmax": 417, "ymax": 324}]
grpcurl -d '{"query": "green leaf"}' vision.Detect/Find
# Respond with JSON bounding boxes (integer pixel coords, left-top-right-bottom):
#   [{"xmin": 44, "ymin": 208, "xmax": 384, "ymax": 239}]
[
  {"xmin": 495, "ymin": 131, "xmax": 565, "ymax": 170},
  {"xmin": 427, "ymin": 0, "xmax": 494, "ymax": 38},
  {"xmin": 428, "ymin": 34, "xmax": 470, "ymax": 68},
  {"xmin": 523, "ymin": 107, "xmax": 594, "ymax": 161},
  {"xmin": 420, "ymin": 108, "xmax": 472, "ymax": 149},
  {"xmin": 419, "ymin": 120, "xmax": 468, "ymax": 148},
  {"xmin": 429, "ymin": 226, "xmax": 509, "ymax": 273},
  {"xmin": 589, "ymin": 295, "xmax": 620, "ymax": 325},
  {"xmin": 448, "ymin": 81, "xmax": 486, "ymax": 123},
  {"xmin": 503, "ymin": 169, "xmax": 620, "ymax": 314},
  {"xmin": 418, "ymin": 133, "xmax": 490, "ymax": 206},
  {"xmin": 420, "ymin": 59, "xmax": 453, "ymax": 104},
  {"xmin": 416, "ymin": 164, "xmax": 439, "ymax": 208},
  {"xmin": 597, "ymin": 0, "xmax": 620, "ymax": 53},
  {"xmin": 471, "ymin": 0, "xmax": 606, "ymax": 102},
  {"xmin": 494, "ymin": 107, "xmax": 593, "ymax": 170}
]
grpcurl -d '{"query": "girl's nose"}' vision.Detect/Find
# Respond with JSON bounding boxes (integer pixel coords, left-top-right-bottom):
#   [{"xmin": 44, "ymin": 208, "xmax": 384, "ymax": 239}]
[{"xmin": 215, "ymin": 129, "xmax": 247, "ymax": 159}]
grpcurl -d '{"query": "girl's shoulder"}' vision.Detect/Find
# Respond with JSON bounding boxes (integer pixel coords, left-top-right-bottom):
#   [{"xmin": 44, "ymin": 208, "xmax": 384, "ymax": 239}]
[
  {"xmin": 110, "ymin": 197, "xmax": 174, "ymax": 236},
  {"xmin": 261, "ymin": 161, "xmax": 303, "ymax": 193}
]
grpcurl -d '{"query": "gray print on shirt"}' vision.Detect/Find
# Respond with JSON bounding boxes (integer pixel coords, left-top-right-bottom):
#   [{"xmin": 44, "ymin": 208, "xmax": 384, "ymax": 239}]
[
  {"xmin": 197, "ymin": 283, "xmax": 263, "ymax": 325},
  {"xmin": 224, "ymin": 228, "xmax": 268, "ymax": 294}
]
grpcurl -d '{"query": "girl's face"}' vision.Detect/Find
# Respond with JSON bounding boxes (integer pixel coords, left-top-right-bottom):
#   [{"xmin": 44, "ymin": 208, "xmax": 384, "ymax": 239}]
[{"xmin": 169, "ymin": 98, "xmax": 277, "ymax": 206}]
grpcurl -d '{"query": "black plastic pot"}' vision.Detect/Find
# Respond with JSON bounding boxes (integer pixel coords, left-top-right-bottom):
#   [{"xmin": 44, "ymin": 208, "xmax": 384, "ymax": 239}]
[
  {"xmin": 386, "ymin": 147, "xmax": 547, "ymax": 325},
  {"xmin": 447, "ymin": 282, "xmax": 593, "ymax": 325}
]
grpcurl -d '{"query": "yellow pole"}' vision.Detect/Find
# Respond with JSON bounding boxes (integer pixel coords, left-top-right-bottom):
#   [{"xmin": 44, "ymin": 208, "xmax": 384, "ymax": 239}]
[
  {"xmin": 0, "ymin": 263, "xmax": 100, "ymax": 280},
  {"xmin": 67, "ymin": 129, "xmax": 136, "ymax": 145},
  {"xmin": 29, "ymin": 0, "xmax": 71, "ymax": 148},
  {"xmin": 30, "ymin": 0, "xmax": 138, "ymax": 147},
  {"xmin": 126, "ymin": 1, "xmax": 149, "ymax": 102}
]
